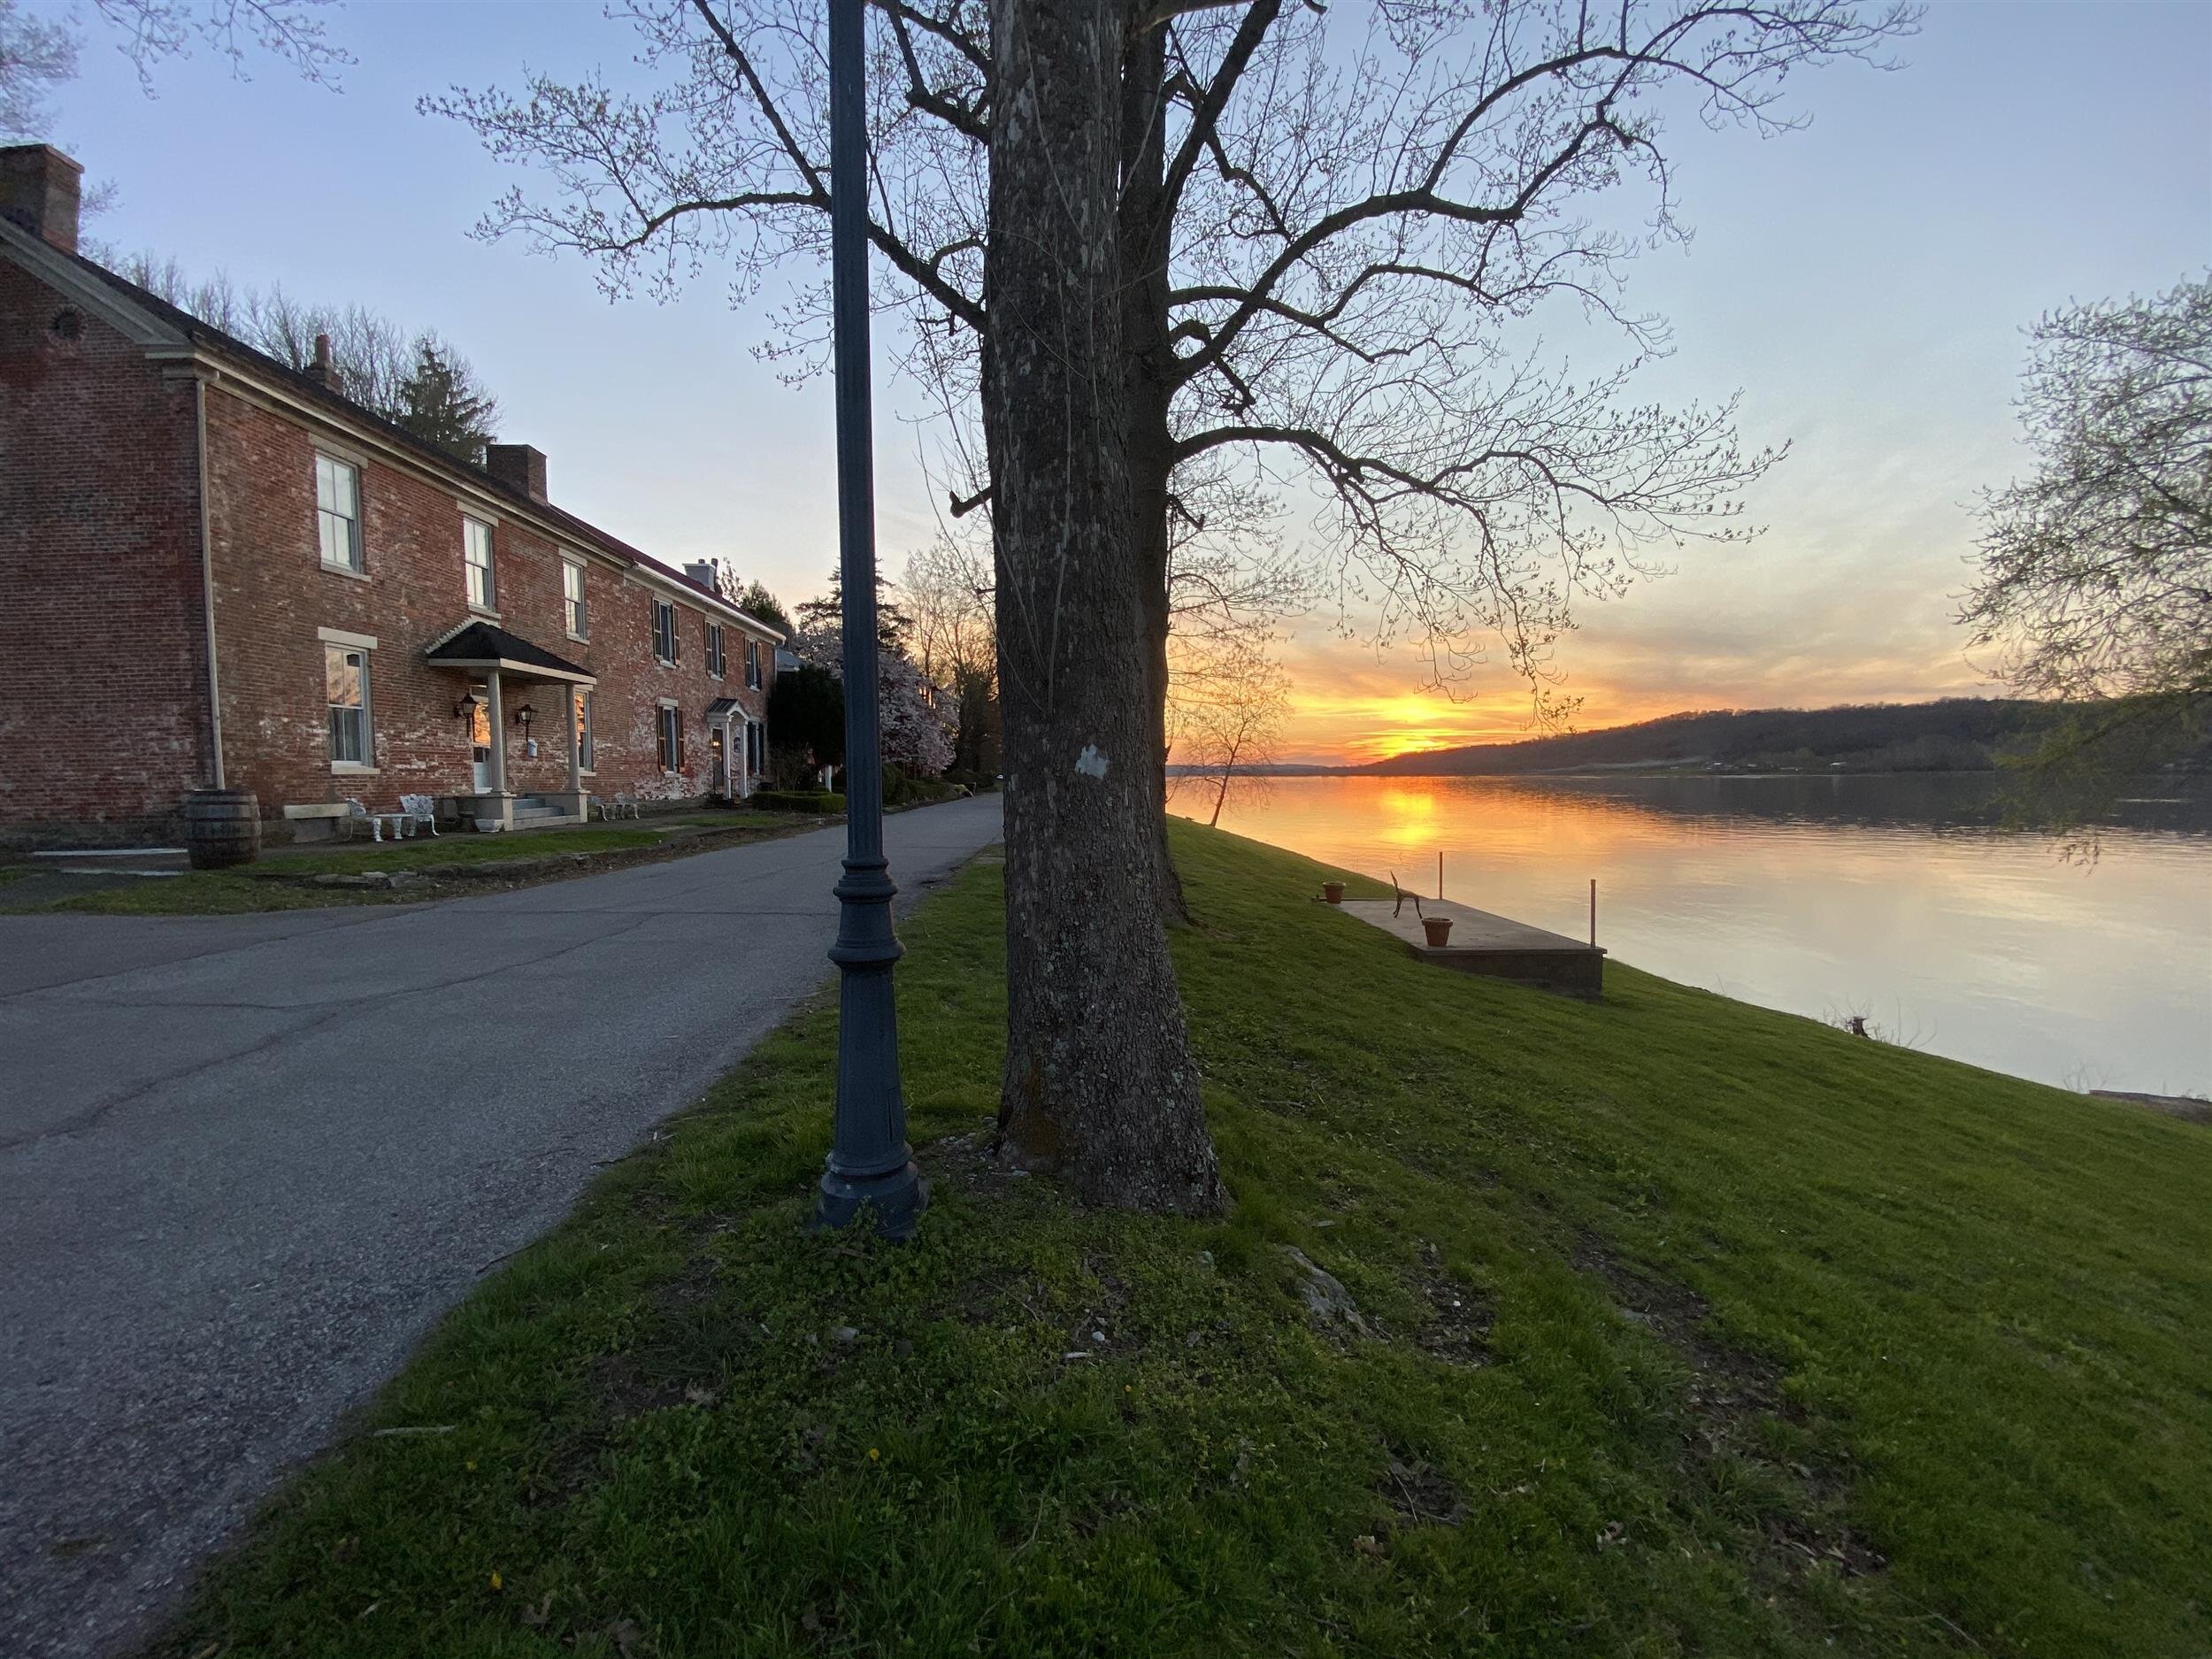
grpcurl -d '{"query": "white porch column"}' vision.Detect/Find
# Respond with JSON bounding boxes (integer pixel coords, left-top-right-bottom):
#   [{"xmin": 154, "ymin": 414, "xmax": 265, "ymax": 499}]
[
  {"xmin": 565, "ymin": 687, "xmax": 583, "ymax": 794},
  {"xmin": 485, "ymin": 669, "xmax": 507, "ymax": 795}
]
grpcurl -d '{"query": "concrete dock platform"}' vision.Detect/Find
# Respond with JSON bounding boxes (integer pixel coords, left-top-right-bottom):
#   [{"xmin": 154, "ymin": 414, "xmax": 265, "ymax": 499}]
[{"xmin": 1337, "ymin": 897, "xmax": 1605, "ymax": 999}]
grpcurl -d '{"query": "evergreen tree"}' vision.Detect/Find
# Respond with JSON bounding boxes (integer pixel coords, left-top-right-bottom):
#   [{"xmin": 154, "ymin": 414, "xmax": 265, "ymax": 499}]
[
  {"xmin": 395, "ymin": 339, "xmax": 500, "ymax": 466},
  {"xmin": 735, "ymin": 580, "xmax": 794, "ymax": 637},
  {"xmin": 796, "ymin": 569, "xmax": 912, "ymax": 656}
]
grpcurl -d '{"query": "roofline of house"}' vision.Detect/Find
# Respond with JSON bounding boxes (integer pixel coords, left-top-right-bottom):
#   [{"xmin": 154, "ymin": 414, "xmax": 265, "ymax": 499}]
[{"xmin": 0, "ymin": 215, "xmax": 787, "ymax": 648}]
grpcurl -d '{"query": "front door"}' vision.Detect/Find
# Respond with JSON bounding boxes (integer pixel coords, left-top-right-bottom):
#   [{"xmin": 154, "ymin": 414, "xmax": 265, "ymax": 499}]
[
  {"xmin": 470, "ymin": 695, "xmax": 493, "ymax": 792},
  {"xmin": 710, "ymin": 724, "xmax": 728, "ymax": 798}
]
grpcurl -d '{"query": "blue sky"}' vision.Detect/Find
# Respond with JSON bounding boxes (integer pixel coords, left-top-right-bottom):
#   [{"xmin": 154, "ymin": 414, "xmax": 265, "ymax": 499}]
[{"xmin": 36, "ymin": 0, "xmax": 2212, "ymax": 760}]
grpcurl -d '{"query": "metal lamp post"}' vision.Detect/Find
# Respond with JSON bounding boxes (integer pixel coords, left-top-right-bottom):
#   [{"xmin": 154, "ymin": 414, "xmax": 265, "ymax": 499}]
[{"xmin": 812, "ymin": 0, "xmax": 926, "ymax": 1240}]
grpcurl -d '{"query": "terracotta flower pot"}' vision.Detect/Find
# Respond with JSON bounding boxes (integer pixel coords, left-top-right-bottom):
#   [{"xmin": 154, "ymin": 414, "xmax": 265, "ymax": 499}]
[
  {"xmin": 1422, "ymin": 915, "xmax": 1454, "ymax": 948},
  {"xmin": 1322, "ymin": 881, "xmax": 1345, "ymax": 904}
]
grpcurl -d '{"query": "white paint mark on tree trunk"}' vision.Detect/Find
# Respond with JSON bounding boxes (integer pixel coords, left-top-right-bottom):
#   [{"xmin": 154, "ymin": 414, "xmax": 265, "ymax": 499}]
[{"xmin": 1074, "ymin": 745, "xmax": 1109, "ymax": 780}]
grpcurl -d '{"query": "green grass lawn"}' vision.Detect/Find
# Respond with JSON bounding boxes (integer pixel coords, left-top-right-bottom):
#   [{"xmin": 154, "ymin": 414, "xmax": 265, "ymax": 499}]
[
  {"xmin": 147, "ymin": 823, "xmax": 2210, "ymax": 1658},
  {"xmin": 32, "ymin": 817, "xmax": 810, "ymax": 916},
  {"xmin": 265, "ymin": 825, "xmax": 670, "ymax": 874}
]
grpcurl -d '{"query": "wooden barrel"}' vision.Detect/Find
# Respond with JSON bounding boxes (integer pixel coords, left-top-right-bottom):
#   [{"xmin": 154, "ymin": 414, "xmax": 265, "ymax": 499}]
[{"xmin": 183, "ymin": 788, "xmax": 260, "ymax": 869}]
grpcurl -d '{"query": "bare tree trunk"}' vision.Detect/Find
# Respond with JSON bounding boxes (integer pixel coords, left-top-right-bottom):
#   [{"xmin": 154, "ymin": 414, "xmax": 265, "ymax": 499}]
[
  {"xmin": 1120, "ymin": 21, "xmax": 1189, "ymax": 926},
  {"xmin": 987, "ymin": 0, "xmax": 1224, "ymax": 1214},
  {"xmin": 1207, "ymin": 731, "xmax": 1241, "ymax": 828}
]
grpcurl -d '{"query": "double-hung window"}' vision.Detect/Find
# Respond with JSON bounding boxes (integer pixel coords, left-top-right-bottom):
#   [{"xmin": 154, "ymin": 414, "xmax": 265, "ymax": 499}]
[
  {"xmin": 563, "ymin": 560, "xmax": 588, "ymax": 638},
  {"xmin": 657, "ymin": 703, "xmax": 684, "ymax": 772},
  {"xmin": 325, "ymin": 643, "xmax": 373, "ymax": 765},
  {"xmin": 574, "ymin": 688, "xmax": 595, "ymax": 771},
  {"xmin": 463, "ymin": 517, "xmax": 495, "ymax": 611},
  {"xmin": 653, "ymin": 599, "xmax": 678, "ymax": 664},
  {"xmin": 745, "ymin": 639, "xmax": 761, "ymax": 690},
  {"xmin": 707, "ymin": 623, "xmax": 726, "ymax": 679},
  {"xmin": 316, "ymin": 455, "xmax": 362, "ymax": 572}
]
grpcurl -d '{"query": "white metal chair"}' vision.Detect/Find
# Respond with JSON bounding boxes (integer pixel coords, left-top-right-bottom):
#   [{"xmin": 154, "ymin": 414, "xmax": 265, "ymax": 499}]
[
  {"xmin": 398, "ymin": 793, "xmax": 439, "ymax": 836},
  {"xmin": 595, "ymin": 794, "xmax": 641, "ymax": 821}
]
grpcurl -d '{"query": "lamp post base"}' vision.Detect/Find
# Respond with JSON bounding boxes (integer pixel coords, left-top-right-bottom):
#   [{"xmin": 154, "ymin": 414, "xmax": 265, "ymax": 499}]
[
  {"xmin": 811, "ymin": 853, "xmax": 926, "ymax": 1240},
  {"xmin": 812, "ymin": 1160, "xmax": 928, "ymax": 1240}
]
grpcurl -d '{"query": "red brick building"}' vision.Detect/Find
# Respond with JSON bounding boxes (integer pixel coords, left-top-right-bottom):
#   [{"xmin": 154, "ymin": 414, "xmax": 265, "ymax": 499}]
[{"xmin": 0, "ymin": 143, "xmax": 783, "ymax": 842}]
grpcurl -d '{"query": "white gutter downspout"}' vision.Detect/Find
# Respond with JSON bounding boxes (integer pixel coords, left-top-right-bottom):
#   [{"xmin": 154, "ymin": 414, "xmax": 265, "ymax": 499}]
[{"xmin": 193, "ymin": 376, "xmax": 226, "ymax": 788}]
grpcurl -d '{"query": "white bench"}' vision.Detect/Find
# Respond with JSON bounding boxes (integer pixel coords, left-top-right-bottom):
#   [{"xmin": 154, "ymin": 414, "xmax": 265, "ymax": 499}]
[
  {"xmin": 595, "ymin": 794, "xmax": 641, "ymax": 821},
  {"xmin": 345, "ymin": 797, "xmax": 416, "ymax": 842}
]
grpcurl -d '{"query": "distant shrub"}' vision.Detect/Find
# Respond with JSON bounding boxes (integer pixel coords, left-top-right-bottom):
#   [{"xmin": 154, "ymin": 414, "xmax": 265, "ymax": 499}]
[
  {"xmin": 894, "ymin": 778, "xmax": 964, "ymax": 806},
  {"xmin": 750, "ymin": 790, "xmax": 845, "ymax": 814}
]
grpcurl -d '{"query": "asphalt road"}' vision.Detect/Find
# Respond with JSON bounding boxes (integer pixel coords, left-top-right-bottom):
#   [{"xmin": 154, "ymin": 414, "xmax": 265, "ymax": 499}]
[{"xmin": 0, "ymin": 795, "xmax": 1003, "ymax": 1657}]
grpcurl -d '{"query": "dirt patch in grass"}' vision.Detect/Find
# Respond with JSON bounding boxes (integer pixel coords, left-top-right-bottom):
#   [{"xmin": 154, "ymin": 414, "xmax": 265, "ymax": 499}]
[
  {"xmin": 1575, "ymin": 1237, "xmax": 1785, "ymax": 1422},
  {"xmin": 1575, "ymin": 1236, "xmax": 1887, "ymax": 1585},
  {"xmin": 586, "ymin": 1352, "xmax": 690, "ymax": 1424},
  {"xmin": 1406, "ymin": 1240, "xmax": 1492, "ymax": 1367},
  {"xmin": 1379, "ymin": 1452, "xmax": 1466, "ymax": 1528},
  {"xmin": 916, "ymin": 1122, "xmax": 1037, "ymax": 1208}
]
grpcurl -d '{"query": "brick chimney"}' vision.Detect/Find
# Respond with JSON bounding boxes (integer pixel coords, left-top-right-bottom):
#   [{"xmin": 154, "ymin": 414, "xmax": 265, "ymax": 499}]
[
  {"xmin": 0, "ymin": 144, "xmax": 82, "ymax": 255},
  {"xmin": 486, "ymin": 443, "xmax": 549, "ymax": 503},
  {"xmin": 302, "ymin": 332, "xmax": 344, "ymax": 396}
]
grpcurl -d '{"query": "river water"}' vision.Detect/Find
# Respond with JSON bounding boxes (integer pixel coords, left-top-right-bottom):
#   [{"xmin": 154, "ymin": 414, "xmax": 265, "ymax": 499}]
[{"xmin": 1174, "ymin": 772, "xmax": 2212, "ymax": 1096}]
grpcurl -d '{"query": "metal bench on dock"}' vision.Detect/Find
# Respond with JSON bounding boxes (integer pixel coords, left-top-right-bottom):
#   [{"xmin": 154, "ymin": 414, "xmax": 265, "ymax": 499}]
[{"xmin": 1336, "ymin": 897, "xmax": 1606, "ymax": 999}]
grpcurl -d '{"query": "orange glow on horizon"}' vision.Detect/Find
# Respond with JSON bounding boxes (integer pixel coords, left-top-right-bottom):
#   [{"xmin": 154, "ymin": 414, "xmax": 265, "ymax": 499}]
[
  {"xmin": 1248, "ymin": 625, "xmax": 1993, "ymax": 768},
  {"xmin": 1283, "ymin": 686, "xmax": 1643, "ymax": 766}
]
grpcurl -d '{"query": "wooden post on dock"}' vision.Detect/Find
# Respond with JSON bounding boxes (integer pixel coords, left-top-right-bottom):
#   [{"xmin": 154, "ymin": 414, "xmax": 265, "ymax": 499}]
[
  {"xmin": 1589, "ymin": 879, "xmax": 1596, "ymax": 947},
  {"xmin": 1439, "ymin": 850, "xmax": 1444, "ymax": 901}
]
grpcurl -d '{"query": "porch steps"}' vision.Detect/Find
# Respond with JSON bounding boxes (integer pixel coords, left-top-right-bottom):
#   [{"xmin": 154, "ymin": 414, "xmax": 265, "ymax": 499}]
[{"xmin": 511, "ymin": 795, "xmax": 582, "ymax": 830}]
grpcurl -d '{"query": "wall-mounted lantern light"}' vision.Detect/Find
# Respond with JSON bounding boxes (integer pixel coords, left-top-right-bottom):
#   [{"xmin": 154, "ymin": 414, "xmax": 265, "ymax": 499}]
[{"xmin": 516, "ymin": 703, "xmax": 536, "ymax": 733}]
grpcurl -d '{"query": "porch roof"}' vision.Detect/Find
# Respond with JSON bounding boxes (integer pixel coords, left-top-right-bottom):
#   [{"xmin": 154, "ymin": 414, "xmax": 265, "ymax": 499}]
[
  {"xmin": 704, "ymin": 697, "xmax": 747, "ymax": 719},
  {"xmin": 424, "ymin": 621, "xmax": 595, "ymax": 686}
]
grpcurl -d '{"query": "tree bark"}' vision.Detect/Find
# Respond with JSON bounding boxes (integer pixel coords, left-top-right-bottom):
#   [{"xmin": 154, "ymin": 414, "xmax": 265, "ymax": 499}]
[
  {"xmin": 1119, "ymin": 19, "xmax": 1190, "ymax": 925},
  {"xmin": 987, "ymin": 0, "xmax": 1224, "ymax": 1213}
]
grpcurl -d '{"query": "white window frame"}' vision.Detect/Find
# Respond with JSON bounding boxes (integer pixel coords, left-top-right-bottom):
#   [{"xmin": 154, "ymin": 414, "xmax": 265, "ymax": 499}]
[
  {"xmin": 574, "ymin": 687, "xmax": 595, "ymax": 772},
  {"xmin": 316, "ymin": 454, "xmax": 363, "ymax": 573},
  {"xmin": 563, "ymin": 558, "xmax": 588, "ymax": 640},
  {"xmin": 653, "ymin": 599, "xmax": 678, "ymax": 665},
  {"xmin": 707, "ymin": 623, "xmax": 726, "ymax": 680},
  {"xmin": 325, "ymin": 641, "xmax": 373, "ymax": 769},
  {"xmin": 745, "ymin": 637, "xmax": 761, "ymax": 690},
  {"xmin": 463, "ymin": 517, "xmax": 496, "ymax": 612}
]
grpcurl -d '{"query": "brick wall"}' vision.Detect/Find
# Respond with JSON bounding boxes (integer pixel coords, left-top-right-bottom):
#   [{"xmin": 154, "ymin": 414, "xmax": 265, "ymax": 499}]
[
  {"xmin": 0, "ymin": 248, "xmax": 777, "ymax": 840},
  {"xmin": 201, "ymin": 386, "xmax": 774, "ymax": 819},
  {"xmin": 0, "ymin": 260, "xmax": 209, "ymax": 836}
]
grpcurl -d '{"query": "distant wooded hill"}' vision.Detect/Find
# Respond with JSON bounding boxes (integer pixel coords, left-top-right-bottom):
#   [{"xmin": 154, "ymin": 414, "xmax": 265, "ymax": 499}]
[{"xmin": 1361, "ymin": 699, "xmax": 2064, "ymax": 776}]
